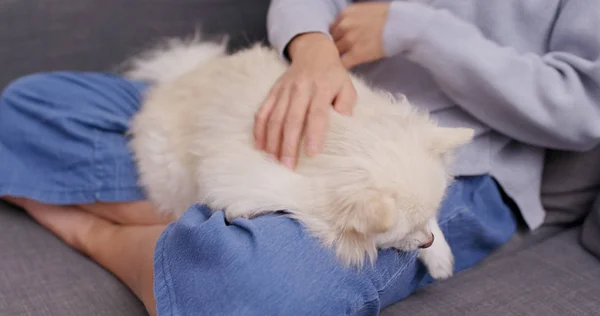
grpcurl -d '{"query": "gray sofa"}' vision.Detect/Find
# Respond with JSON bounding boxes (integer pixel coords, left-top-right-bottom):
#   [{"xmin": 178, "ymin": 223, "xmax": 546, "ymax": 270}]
[{"xmin": 1, "ymin": 1, "xmax": 600, "ymax": 315}]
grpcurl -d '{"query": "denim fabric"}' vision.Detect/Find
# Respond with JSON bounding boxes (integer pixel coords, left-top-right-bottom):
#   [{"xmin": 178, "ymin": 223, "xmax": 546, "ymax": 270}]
[
  {"xmin": 0, "ymin": 72, "xmax": 517, "ymax": 315},
  {"xmin": 0, "ymin": 72, "xmax": 149, "ymax": 204},
  {"xmin": 155, "ymin": 176, "xmax": 517, "ymax": 316}
]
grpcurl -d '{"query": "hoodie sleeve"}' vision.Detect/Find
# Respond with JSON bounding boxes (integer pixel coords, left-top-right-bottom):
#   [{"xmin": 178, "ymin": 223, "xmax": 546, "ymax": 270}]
[
  {"xmin": 267, "ymin": 0, "xmax": 350, "ymax": 59},
  {"xmin": 382, "ymin": 0, "xmax": 600, "ymax": 151}
]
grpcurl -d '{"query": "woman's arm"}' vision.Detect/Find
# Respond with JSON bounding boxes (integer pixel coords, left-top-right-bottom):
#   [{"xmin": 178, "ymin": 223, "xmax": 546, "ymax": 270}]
[{"xmin": 383, "ymin": 1, "xmax": 600, "ymax": 151}]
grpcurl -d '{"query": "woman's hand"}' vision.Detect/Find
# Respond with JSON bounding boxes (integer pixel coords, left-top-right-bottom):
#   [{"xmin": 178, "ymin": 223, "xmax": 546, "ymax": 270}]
[
  {"xmin": 330, "ymin": 2, "xmax": 390, "ymax": 69},
  {"xmin": 254, "ymin": 33, "xmax": 356, "ymax": 169}
]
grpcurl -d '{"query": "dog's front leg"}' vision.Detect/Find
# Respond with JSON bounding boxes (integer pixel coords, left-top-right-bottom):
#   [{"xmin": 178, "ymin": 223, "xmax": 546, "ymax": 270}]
[{"xmin": 417, "ymin": 217, "xmax": 454, "ymax": 280}]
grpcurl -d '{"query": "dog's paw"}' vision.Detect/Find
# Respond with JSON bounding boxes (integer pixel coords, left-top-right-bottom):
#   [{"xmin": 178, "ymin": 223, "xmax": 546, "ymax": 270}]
[{"xmin": 418, "ymin": 238, "xmax": 454, "ymax": 280}]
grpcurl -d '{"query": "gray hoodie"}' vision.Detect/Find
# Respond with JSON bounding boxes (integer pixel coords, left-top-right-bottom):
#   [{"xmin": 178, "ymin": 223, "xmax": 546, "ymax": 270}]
[{"xmin": 267, "ymin": 0, "xmax": 600, "ymax": 229}]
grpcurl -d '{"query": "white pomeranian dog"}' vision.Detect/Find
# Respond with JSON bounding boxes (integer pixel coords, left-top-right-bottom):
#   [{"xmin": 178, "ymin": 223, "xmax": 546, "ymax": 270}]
[{"xmin": 125, "ymin": 36, "xmax": 473, "ymax": 279}]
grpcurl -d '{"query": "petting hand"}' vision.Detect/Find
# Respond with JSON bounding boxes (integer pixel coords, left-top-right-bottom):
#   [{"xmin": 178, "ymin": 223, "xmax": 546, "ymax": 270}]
[
  {"xmin": 254, "ymin": 33, "xmax": 356, "ymax": 169},
  {"xmin": 330, "ymin": 2, "xmax": 391, "ymax": 69}
]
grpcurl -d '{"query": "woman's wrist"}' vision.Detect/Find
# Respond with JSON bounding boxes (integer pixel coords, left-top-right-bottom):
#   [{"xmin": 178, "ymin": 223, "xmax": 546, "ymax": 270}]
[{"xmin": 286, "ymin": 32, "xmax": 340, "ymax": 64}]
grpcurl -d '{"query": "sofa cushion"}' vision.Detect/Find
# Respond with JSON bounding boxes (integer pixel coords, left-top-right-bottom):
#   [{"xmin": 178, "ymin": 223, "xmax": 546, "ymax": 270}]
[
  {"xmin": 0, "ymin": 0, "xmax": 270, "ymax": 89},
  {"xmin": 542, "ymin": 146, "xmax": 600, "ymax": 225},
  {"xmin": 382, "ymin": 228, "xmax": 600, "ymax": 316},
  {"xmin": 582, "ymin": 197, "xmax": 600, "ymax": 259}
]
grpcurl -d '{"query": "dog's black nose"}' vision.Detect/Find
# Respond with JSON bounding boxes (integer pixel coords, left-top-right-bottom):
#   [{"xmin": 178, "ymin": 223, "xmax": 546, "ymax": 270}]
[{"xmin": 419, "ymin": 233, "xmax": 435, "ymax": 249}]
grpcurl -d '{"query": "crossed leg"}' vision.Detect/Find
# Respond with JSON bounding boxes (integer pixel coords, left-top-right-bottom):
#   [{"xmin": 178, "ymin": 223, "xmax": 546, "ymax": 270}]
[{"xmin": 3, "ymin": 197, "xmax": 165, "ymax": 316}]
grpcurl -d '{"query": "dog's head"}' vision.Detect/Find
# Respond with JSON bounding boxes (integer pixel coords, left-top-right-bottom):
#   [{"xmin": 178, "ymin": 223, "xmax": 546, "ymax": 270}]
[
  {"xmin": 312, "ymin": 95, "xmax": 474, "ymax": 268},
  {"xmin": 369, "ymin": 125, "xmax": 474, "ymax": 251}
]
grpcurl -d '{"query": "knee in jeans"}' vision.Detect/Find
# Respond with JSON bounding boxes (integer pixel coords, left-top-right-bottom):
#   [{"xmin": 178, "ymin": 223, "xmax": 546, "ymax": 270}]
[
  {"xmin": 0, "ymin": 73, "xmax": 59, "ymax": 136},
  {"xmin": 195, "ymin": 243, "xmax": 360, "ymax": 314},
  {"xmin": 163, "ymin": 212, "xmax": 376, "ymax": 314},
  {"xmin": 220, "ymin": 266, "xmax": 336, "ymax": 314},
  {"xmin": 1, "ymin": 73, "xmax": 58, "ymax": 104}
]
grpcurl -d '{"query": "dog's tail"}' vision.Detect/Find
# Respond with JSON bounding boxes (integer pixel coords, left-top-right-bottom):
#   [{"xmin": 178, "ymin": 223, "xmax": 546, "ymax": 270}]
[{"xmin": 122, "ymin": 33, "xmax": 227, "ymax": 84}]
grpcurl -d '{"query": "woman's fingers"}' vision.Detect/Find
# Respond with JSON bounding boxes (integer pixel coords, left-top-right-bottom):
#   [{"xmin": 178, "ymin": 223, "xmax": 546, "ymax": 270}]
[
  {"xmin": 259, "ymin": 81, "xmax": 354, "ymax": 163},
  {"xmin": 265, "ymin": 87, "xmax": 292, "ymax": 159},
  {"xmin": 304, "ymin": 90, "xmax": 332, "ymax": 156},
  {"xmin": 254, "ymin": 90, "xmax": 278, "ymax": 150},
  {"xmin": 340, "ymin": 49, "xmax": 364, "ymax": 70},
  {"xmin": 335, "ymin": 35, "xmax": 354, "ymax": 55},
  {"xmin": 280, "ymin": 84, "xmax": 312, "ymax": 169},
  {"xmin": 333, "ymin": 82, "xmax": 357, "ymax": 114}
]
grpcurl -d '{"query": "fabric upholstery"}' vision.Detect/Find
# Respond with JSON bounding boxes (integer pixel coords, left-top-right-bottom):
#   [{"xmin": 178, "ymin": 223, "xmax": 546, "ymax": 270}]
[
  {"xmin": 0, "ymin": 0, "xmax": 270, "ymax": 89},
  {"xmin": 542, "ymin": 146, "xmax": 600, "ymax": 225},
  {"xmin": 582, "ymin": 197, "xmax": 600, "ymax": 259},
  {"xmin": 541, "ymin": 145, "xmax": 600, "ymax": 259}
]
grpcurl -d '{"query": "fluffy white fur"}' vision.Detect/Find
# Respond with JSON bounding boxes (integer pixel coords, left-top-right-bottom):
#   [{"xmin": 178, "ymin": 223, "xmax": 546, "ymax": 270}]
[
  {"xmin": 126, "ymin": 37, "xmax": 473, "ymax": 279},
  {"xmin": 123, "ymin": 35, "xmax": 228, "ymax": 84}
]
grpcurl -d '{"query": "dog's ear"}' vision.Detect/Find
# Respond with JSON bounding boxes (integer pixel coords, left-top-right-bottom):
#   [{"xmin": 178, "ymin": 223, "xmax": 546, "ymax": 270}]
[
  {"xmin": 345, "ymin": 191, "xmax": 397, "ymax": 235},
  {"xmin": 428, "ymin": 127, "xmax": 474, "ymax": 154},
  {"xmin": 335, "ymin": 229, "xmax": 377, "ymax": 269},
  {"xmin": 333, "ymin": 190, "xmax": 397, "ymax": 268}
]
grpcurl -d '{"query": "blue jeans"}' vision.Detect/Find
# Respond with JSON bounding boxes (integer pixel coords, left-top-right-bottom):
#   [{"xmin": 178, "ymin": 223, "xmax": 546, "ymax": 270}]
[{"xmin": 0, "ymin": 72, "xmax": 517, "ymax": 315}]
